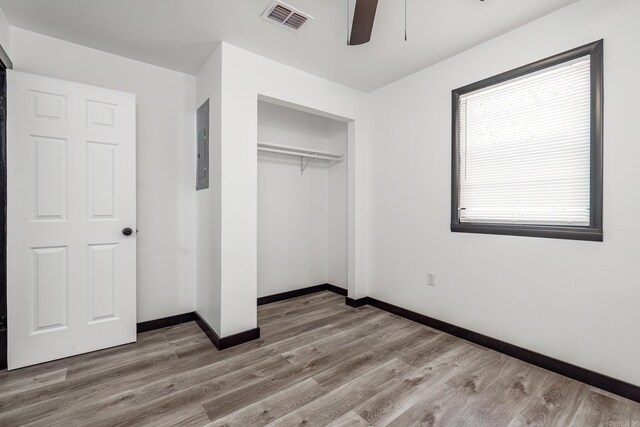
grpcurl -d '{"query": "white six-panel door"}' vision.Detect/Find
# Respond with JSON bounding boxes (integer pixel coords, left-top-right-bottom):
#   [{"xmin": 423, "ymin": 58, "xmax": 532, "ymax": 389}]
[{"xmin": 7, "ymin": 70, "xmax": 136, "ymax": 369}]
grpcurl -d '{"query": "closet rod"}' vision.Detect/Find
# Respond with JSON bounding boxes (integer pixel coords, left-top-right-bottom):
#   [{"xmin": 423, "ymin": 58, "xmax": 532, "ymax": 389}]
[
  {"xmin": 258, "ymin": 146, "xmax": 343, "ymax": 161},
  {"xmin": 257, "ymin": 142, "xmax": 343, "ymax": 162}
]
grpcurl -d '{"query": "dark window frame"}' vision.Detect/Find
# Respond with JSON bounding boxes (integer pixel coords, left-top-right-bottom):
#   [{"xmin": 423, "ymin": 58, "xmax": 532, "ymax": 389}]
[{"xmin": 451, "ymin": 40, "xmax": 604, "ymax": 242}]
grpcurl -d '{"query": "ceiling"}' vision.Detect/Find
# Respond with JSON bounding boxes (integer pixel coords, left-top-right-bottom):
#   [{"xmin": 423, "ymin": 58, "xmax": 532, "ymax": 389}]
[{"xmin": 0, "ymin": 0, "xmax": 579, "ymax": 92}]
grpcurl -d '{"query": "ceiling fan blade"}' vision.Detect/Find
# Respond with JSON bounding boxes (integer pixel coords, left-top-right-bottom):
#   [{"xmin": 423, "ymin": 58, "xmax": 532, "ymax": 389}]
[{"xmin": 349, "ymin": 0, "xmax": 378, "ymax": 46}]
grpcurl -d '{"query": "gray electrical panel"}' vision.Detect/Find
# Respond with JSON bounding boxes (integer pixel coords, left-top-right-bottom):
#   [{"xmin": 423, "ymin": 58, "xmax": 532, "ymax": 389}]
[{"xmin": 196, "ymin": 99, "xmax": 209, "ymax": 190}]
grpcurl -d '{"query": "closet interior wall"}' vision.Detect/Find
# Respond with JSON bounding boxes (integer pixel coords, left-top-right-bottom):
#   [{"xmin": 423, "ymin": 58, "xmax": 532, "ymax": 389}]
[{"xmin": 257, "ymin": 101, "xmax": 348, "ymax": 297}]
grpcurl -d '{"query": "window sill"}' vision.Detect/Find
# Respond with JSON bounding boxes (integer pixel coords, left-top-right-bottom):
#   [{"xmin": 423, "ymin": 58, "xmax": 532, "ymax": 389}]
[{"xmin": 451, "ymin": 223, "xmax": 603, "ymax": 242}]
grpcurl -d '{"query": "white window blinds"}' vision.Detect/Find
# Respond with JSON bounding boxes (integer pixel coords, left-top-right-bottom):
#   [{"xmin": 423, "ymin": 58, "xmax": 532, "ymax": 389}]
[{"xmin": 458, "ymin": 56, "xmax": 592, "ymax": 226}]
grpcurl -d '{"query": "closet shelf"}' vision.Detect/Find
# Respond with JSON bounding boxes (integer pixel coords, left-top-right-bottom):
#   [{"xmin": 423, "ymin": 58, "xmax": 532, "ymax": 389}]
[{"xmin": 257, "ymin": 142, "xmax": 343, "ymax": 174}]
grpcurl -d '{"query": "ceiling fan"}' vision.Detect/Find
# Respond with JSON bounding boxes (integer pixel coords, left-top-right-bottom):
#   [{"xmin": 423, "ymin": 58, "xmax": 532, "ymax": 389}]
[{"xmin": 260, "ymin": 0, "xmax": 402, "ymax": 46}]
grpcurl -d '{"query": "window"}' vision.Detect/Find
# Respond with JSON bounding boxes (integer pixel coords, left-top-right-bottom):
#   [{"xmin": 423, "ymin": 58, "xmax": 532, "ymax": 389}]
[{"xmin": 451, "ymin": 40, "xmax": 603, "ymax": 241}]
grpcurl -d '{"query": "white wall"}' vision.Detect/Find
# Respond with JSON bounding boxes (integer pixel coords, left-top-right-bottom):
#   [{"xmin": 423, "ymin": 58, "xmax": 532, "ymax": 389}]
[
  {"xmin": 257, "ymin": 101, "xmax": 347, "ymax": 297},
  {"xmin": 10, "ymin": 28, "xmax": 197, "ymax": 322},
  {"xmin": 205, "ymin": 43, "xmax": 369, "ymax": 337},
  {"xmin": 0, "ymin": 6, "xmax": 9, "ymax": 56},
  {"xmin": 327, "ymin": 120, "xmax": 349, "ymax": 288},
  {"xmin": 368, "ymin": 0, "xmax": 640, "ymax": 386},
  {"xmin": 195, "ymin": 45, "xmax": 222, "ymax": 333}
]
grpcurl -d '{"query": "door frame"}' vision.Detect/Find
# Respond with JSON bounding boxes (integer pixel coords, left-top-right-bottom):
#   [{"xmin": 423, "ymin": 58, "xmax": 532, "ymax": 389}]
[{"xmin": 0, "ymin": 42, "xmax": 12, "ymax": 370}]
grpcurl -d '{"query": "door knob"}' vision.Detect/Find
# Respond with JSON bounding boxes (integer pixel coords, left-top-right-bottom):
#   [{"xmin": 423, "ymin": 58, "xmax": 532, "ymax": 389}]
[{"xmin": 122, "ymin": 227, "xmax": 133, "ymax": 236}]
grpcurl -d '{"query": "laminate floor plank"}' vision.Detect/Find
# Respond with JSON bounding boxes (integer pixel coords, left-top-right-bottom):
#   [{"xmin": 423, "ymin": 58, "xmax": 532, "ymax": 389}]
[
  {"xmin": 399, "ymin": 332, "xmax": 464, "ymax": 368},
  {"xmin": 0, "ymin": 291, "xmax": 638, "ymax": 427},
  {"xmin": 81, "ymin": 360, "xmax": 293, "ymax": 427},
  {"xmin": 282, "ymin": 312, "xmax": 408, "ymax": 366},
  {"xmin": 25, "ymin": 356, "xmax": 291, "ymax": 427},
  {"xmin": 0, "ymin": 367, "xmax": 68, "ymax": 398},
  {"xmin": 353, "ymin": 345, "xmax": 488, "ymax": 426},
  {"xmin": 569, "ymin": 388, "xmax": 632, "ymax": 427},
  {"xmin": 625, "ymin": 397, "xmax": 640, "ymax": 426},
  {"xmin": 260, "ymin": 304, "xmax": 354, "ymax": 338},
  {"xmin": 0, "ymin": 344, "xmax": 181, "ymax": 417},
  {"xmin": 259, "ymin": 305, "xmax": 376, "ymax": 341},
  {"xmin": 507, "ymin": 374, "xmax": 588, "ymax": 427},
  {"xmin": 257, "ymin": 291, "xmax": 340, "ymax": 316},
  {"xmin": 63, "ymin": 329, "xmax": 173, "ymax": 377},
  {"xmin": 328, "ymin": 411, "xmax": 370, "ymax": 427},
  {"xmin": 313, "ymin": 325, "xmax": 440, "ymax": 391},
  {"xmin": 448, "ymin": 360, "xmax": 552, "ymax": 426},
  {"xmin": 267, "ymin": 358, "xmax": 413, "ymax": 427},
  {"xmin": 258, "ymin": 293, "xmax": 345, "ymax": 325},
  {"xmin": 384, "ymin": 353, "xmax": 514, "ymax": 426},
  {"xmin": 137, "ymin": 404, "xmax": 210, "ymax": 427},
  {"xmin": 207, "ymin": 378, "xmax": 326, "ymax": 426},
  {"xmin": 257, "ymin": 291, "xmax": 342, "ymax": 320}
]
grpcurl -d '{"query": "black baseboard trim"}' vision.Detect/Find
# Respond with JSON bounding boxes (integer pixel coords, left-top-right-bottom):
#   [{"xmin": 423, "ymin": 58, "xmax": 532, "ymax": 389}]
[
  {"xmin": 325, "ymin": 284, "xmax": 348, "ymax": 297},
  {"xmin": 257, "ymin": 283, "xmax": 347, "ymax": 306},
  {"xmin": 345, "ymin": 297, "xmax": 368, "ymax": 308},
  {"xmin": 194, "ymin": 312, "xmax": 260, "ymax": 351},
  {"xmin": 352, "ymin": 296, "xmax": 640, "ymax": 403},
  {"xmin": 136, "ymin": 312, "xmax": 196, "ymax": 334}
]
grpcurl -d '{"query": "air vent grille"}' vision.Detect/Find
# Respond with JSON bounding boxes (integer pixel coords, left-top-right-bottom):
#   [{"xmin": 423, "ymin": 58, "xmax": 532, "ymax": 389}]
[
  {"xmin": 284, "ymin": 13, "xmax": 307, "ymax": 30},
  {"xmin": 268, "ymin": 5, "xmax": 290, "ymax": 23},
  {"xmin": 261, "ymin": 1, "xmax": 313, "ymax": 31}
]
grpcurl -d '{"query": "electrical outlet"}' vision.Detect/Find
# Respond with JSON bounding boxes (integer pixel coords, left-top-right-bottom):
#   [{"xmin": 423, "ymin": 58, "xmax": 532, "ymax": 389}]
[{"xmin": 427, "ymin": 272, "xmax": 436, "ymax": 286}]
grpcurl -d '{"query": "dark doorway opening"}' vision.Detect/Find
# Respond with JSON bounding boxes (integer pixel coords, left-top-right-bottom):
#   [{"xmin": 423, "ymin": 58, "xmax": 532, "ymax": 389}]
[{"xmin": 0, "ymin": 43, "xmax": 13, "ymax": 370}]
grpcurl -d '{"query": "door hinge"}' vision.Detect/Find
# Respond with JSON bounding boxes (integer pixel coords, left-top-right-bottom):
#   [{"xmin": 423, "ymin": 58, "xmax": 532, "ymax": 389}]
[{"xmin": 0, "ymin": 315, "xmax": 6, "ymax": 331}]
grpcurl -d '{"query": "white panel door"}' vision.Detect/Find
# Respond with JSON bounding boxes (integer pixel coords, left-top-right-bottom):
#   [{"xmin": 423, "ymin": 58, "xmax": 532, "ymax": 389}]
[{"xmin": 7, "ymin": 70, "xmax": 136, "ymax": 369}]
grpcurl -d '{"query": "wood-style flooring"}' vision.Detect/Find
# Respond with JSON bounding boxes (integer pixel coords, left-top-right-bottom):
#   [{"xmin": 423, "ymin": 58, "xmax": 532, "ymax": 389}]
[{"xmin": 0, "ymin": 291, "xmax": 639, "ymax": 426}]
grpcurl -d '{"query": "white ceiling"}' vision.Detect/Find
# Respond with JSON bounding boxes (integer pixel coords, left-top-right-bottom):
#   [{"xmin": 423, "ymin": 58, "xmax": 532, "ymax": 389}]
[{"xmin": 0, "ymin": 0, "xmax": 579, "ymax": 92}]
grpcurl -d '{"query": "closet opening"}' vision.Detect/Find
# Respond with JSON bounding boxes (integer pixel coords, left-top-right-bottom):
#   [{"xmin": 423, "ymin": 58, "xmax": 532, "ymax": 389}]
[{"xmin": 257, "ymin": 100, "xmax": 349, "ymax": 301}]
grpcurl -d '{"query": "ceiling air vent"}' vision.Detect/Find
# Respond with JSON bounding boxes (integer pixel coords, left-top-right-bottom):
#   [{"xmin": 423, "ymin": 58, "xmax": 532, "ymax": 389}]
[{"xmin": 261, "ymin": 1, "xmax": 313, "ymax": 31}]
